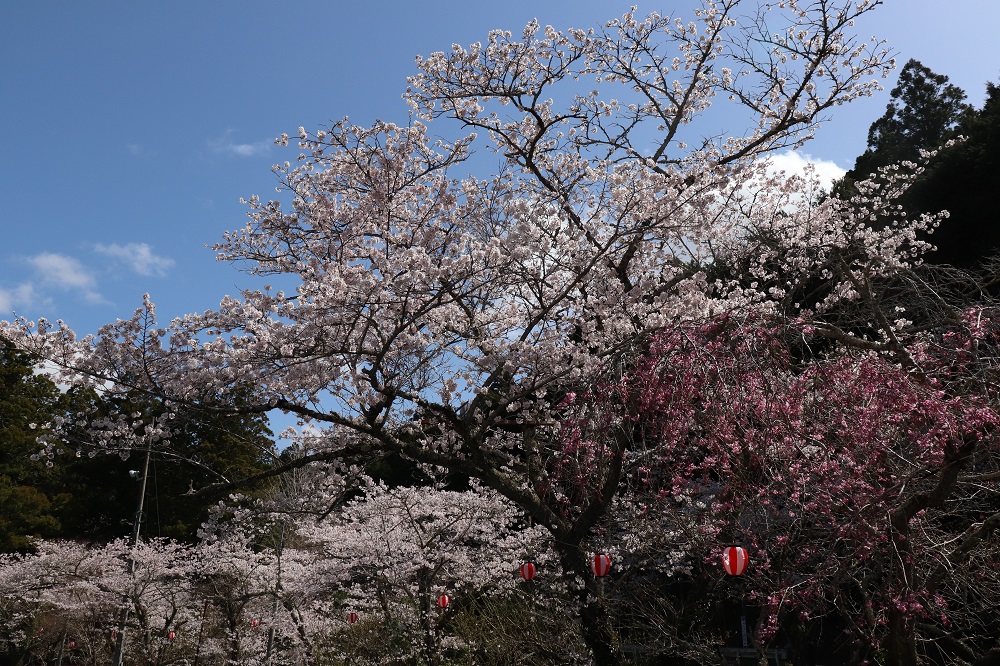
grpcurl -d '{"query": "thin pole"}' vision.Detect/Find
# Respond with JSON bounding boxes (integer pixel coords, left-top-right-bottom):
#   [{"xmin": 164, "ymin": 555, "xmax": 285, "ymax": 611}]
[
  {"xmin": 740, "ymin": 602, "xmax": 748, "ymax": 648},
  {"xmin": 264, "ymin": 520, "xmax": 286, "ymax": 665},
  {"xmin": 193, "ymin": 598, "xmax": 208, "ymax": 666},
  {"xmin": 56, "ymin": 628, "xmax": 67, "ymax": 666},
  {"xmin": 112, "ymin": 447, "xmax": 152, "ymax": 666}
]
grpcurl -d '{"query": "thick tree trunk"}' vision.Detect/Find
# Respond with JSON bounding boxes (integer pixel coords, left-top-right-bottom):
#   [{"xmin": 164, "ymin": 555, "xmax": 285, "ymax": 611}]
[
  {"xmin": 884, "ymin": 526, "xmax": 918, "ymax": 666},
  {"xmin": 885, "ymin": 608, "xmax": 917, "ymax": 666},
  {"xmin": 281, "ymin": 601, "xmax": 316, "ymax": 666},
  {"xmin": 417, "ymin": 569, "xmax": 440, "ymax": 666},
  {"xmin": 579, "ymin": 596, "xmax": 624, "ymax": 666},
  {"xmin": 555, "ymin": 542, "xmax": 624, "ymax": 666}
]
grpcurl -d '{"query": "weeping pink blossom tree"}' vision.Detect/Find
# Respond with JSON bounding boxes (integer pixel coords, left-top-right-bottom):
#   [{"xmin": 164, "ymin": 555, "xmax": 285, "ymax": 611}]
[
  {"xmin": 0, "ymin": 2, "xmax": 918, "ymax": 663},
  {"xmin": 619, "ymin": 312, "xmax": 1000, "ymax": 664}
]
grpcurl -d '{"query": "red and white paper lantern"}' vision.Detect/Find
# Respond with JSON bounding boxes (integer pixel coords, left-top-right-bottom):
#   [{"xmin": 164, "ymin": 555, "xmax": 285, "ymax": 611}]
[
  {"xmin": 348, "ymin": 612, "xmax": 359, "ymax": 624},
  {"xmin": 722, "ymin": 546, "xmax": 749, "ymax": 576},
  {"xmin": 438, "ymin": 594, "xmax": 450, "ymax": 609},
  {"xmin": 520, "ymin": 562, "xmax": 537, "ymax": 581},
  {"xmin": 590, "ymin": 553, "xmax": 611, "ymax": 577},
  {"xmin": 168, "ymin": 632, "xmax": 175, "ymax": 640}
]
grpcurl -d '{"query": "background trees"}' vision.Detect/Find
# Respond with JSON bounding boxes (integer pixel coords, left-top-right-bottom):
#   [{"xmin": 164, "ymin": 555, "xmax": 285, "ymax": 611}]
[
  {"xmin": 849, "ymin": 58, "xmax": 972, "ymax": 178},
  {"xmin": 0, "ymin": 343, "xmax": 277, "ymax": 548},
  {"xmin": 835, "ymin": 59, "xmax": 1000, "ymax": 270},
  {"xmin": 0, "ymin": 344, "xmax": 90, "ymax": 552}
]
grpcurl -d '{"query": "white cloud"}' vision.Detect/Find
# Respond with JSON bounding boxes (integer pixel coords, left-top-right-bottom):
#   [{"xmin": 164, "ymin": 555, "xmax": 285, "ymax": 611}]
[
  {"xmin": 26, "ymin": 252, "xmax": 104, "ymax": 304},
  {"xmin": 208, "ymin": 129, "xmax": 272, "ymax": 158},
  {"xmin": 7, "ymin": 245, "xmax": 173, "ymax": 314},
  {"xmin": 764, "ymin": 150, "xmax": 847, "ymax": 191},
  {"xmin": 94, "ymin": 242, "xmax": 175, "ymax": 277},
  {"xmin": 0, "ymin": 283, "xmax": 36, "ymax": 315},
  {"xmin": 28, "ymin": 252, "xmax": 97, "ymax": 290}
]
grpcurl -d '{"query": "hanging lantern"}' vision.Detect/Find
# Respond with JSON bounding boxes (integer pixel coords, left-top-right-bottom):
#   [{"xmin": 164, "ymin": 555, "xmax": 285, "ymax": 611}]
[
  {"xmin": 348, "ymin": 612, "xmax": 359, "ymax": 624},
  {"xmin": 438, "ymin": 594, "xmax": 450, "ymax": 609},
  {"xmin": 168, "ymin": 632, "xmax": 175, "ymax": 640},
  {"xmin": 722, "ymin": 546, "xmax": 749, "ymax": 576},
  {"xmin": 520, "ymin": 562, "xmax": 537, "ymax": 581},
  {"xmin": 251, "ymin": 619, "xmax": 259, "ymax": 627},
  {"xmin": 111, "ymin": 631, "xmax": 119, "ymax": 641},
  {"xmin": 68, "ymin": 641, "xmax": 75, "ymax": 648},
  {"xmin": 590, "ymin": 553, "xmax": 611, "ymax": 577}
]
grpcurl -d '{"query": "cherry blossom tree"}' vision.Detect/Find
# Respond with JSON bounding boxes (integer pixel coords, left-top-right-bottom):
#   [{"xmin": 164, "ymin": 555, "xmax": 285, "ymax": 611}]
[
  {"xmin": 0, "ymin": 2, "xmax": 908, "ymax": 663},
  {"xmin": 185, "ymin": 533, "xmax": 280, "ymax": 665},
  {"xmin": 0, "ymin": 538, "xmax": 202, "ymax": 665},
  {"xmin": 0, "ymin": 488, "xmax": 560, "ymax": 665},
  {"xmin": 0, "ymin": 533, "xmax": 306, "ymax": 665},
  {"xmin": 278, "ymin": 481, "xmax": 554, "ymax": 665}
]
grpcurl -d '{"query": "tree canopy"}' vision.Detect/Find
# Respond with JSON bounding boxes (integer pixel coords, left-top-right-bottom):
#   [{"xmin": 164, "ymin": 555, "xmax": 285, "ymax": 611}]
[{"xmin": 7, "ymin": 2, "xmax": 1000, "ymax": 665}]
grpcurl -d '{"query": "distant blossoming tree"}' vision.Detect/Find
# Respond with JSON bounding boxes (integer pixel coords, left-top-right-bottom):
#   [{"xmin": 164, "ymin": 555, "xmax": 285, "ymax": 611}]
[
  {"xmin": 280, "ymin": 482, "xmax": 553, "ymax": 665},
  {"xmin": 0, "ymin": 539, "xmax": 200, "ymax": 665}
]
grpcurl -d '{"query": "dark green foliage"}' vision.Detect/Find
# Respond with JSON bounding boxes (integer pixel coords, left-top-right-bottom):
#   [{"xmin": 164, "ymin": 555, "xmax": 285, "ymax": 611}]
[
  {"xmin": 0, "ymin": 344, "xmax": 76, "ymax": 552},
  {"xmin": 0, "ymin": 343, "xmax": 277, "ymax": 548},
  {"xmin": 836, "ymin": 60, "xmax": 1000, "ymax": 269},
  {"xmin": 898, "ymin": 81, "xmax": 1000, "ymax": 268},
  {"xmin": 0, "ymin": 478, "xmax": 60, "ymax": 552},
  {"xmin": 851, "ymin": 59, "xmax": 973, "ymax": 177},
  {"xmin": 53, "ymin": 391, "xmax": 278, "ymax": 543},
  {"xmin": 148, "ymin": 398, "xmax": 277, "ymax": 541}
]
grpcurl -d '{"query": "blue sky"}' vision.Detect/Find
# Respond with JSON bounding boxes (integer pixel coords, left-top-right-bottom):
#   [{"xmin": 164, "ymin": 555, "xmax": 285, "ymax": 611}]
[{"xmin": 3, "ymin": 0, "xmax": 999, "ymax": 337}]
